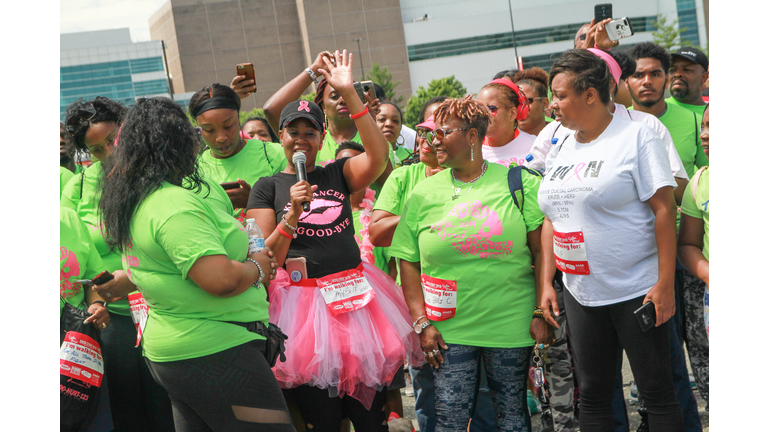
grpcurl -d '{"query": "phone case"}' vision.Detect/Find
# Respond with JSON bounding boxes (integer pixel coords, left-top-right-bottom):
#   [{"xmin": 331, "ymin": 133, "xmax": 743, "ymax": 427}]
[
  {"xmin": 285, "ymin": 257, "xmax": 308, "ymax": 282},
  {"xmin": 220, "ymin": 182, "xmax": 240, "ymax": 190},
  {"xmin": 353, "ymin": 81, "xmax": 374, "ymax": 103},
  {"xmin": 594, "ymin": 3, "xmax": 612, "ymax": 23},
  {"xmin": 634, "ymin": 302, "xmax": 656, "ymax": 332},
  {"xmin": 605, "ymin": 17, "xmax": 634, "ymax": 41},
  {"xmin": 92, "ymin": 271, "xmax": 114, "ymax": 286},
  {"xmin": 236, "ymin": 63, "xmax": 257, "ymax": 91}
]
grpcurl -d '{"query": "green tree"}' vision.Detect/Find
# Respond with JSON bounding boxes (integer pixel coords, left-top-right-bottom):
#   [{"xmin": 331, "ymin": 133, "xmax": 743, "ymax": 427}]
[
  {"xmin": 364, "ymin": 63, "xmax": 405, "ymax": 107},
  {"xmin": 651, "ymin": 14, "xmax": 708, "ymax": 56},
  {"xmin": 239, "ymin": 107, "xmax": 266, "ymax": 125},
  {"xmin": 403, "ymin": 76, "xmax": 467, "ymax": 128},
  {"xmin": 300, "ymin": 92, "xmax": 316, "ymax": 102}
]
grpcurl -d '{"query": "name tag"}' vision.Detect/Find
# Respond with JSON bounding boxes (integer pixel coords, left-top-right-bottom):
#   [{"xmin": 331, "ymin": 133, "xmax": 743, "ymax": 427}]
[
  {"xmin": 60, "ymin": 332, "xmax": 104, "ymax": 387},
  {"xmin": 553, "ymin": 230, "xmax": 590, "ymax": 275},
  {"xmin": 129, "ymin": 292, "xmax": 149, "ymax": 347},
  {"xmin": 317, "ymin": 269, "xmax": 375, "ymax": 316},
  {"xmin": 421, "ymin": 274, "xmax": 457, "ymax": 321}
]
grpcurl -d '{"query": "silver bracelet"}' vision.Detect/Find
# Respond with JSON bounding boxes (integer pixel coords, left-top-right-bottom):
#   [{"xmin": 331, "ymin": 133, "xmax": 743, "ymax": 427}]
[
  {"xmin": 245, "ymin": 258, "xmax": 265, "ymax": 287},
  {"xmin": 305, "ymin": 68, "xmax": 319, "ymax": 84},
  {"xmin": 281, "ymin": 214, "xmax": 298, "ymax": 232}
]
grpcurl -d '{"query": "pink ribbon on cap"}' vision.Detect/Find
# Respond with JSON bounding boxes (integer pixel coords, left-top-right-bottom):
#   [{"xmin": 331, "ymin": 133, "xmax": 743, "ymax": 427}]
[
  {"xmin": 587, "ymin": 48, "xmax": 621, "ymax": 85},
  {"xmin": 298, "ymin": 100, "xmax": 310, "ymax": 112}
]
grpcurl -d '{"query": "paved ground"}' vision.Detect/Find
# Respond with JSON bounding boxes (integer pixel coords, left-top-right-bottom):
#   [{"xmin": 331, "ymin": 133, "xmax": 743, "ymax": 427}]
[{"xmin": 399, "ymin": 350, "xmax": 708, "ymax": 432}]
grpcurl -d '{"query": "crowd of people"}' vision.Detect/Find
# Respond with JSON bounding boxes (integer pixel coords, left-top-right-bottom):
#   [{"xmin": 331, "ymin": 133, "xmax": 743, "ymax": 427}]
[{"xmin": 60, "ymin": 16, "xmax": 709, "ymax": 432}]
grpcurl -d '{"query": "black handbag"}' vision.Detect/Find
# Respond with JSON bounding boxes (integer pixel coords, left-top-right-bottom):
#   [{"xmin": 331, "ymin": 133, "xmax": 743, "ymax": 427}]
[
  {"xmin": 226, "ymin": 320, "xmax": 288, "ymax": 367},
  {"xmin": 60, "ymin": 298, "xmax": 103, "ymax": 432}
]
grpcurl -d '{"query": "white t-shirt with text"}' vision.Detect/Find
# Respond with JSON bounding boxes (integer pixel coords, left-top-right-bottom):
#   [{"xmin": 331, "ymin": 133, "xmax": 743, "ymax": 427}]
[{"xmin": 481, "ymin": 130, "xmax": 536, "ymax": 167}]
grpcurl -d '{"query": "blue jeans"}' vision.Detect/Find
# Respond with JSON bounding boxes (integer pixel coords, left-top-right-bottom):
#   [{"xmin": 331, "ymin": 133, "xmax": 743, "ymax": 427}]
[{"xmin": 433, "ymin": 343, "xmax": 532, "ymax": 432}]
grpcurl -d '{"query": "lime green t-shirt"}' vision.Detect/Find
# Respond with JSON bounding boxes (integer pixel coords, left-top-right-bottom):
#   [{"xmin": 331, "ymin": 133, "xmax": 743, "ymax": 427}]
[
  {"xmin": 60, "ymin": 166, "xmax": 74, "ymax": 198},
  {"xmin": 61, "ymin": 207, "xmax": 105, "ymax": 314},
  {"xmin": 373, "ymin": 163, "xmax": 428, "ymax": 217},
  {"xmin": 198, "ymin": 139, "xmax": 287, "ymax": 221},
  {"xmin": 316, "ymin": 131, "xmax": 398, "ymax": 169},
  {"xmin": 60, "ymin": 162, "xmax": 132, "ymax": 316},
  {"xmin": 124, "ymin": 182, "xmax": 269, "ymax": 362},
  {"xmin": 389, "ymin": 162, "xmax": 544, "ymax": 348},
  {"xmin": 666, "ymin": 97, "xmax": 707, "ymax": 117},
  {"xmin": 395, "ymin": 146, "xmax": 412, "ymax": 167},
  {"xmin": 681, "ymin": 168, "xmax": 709, "ymax": 261}
]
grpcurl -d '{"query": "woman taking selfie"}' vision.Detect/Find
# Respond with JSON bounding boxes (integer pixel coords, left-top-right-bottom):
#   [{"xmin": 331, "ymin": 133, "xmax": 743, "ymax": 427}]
[
  {"xmin": 537, "ymin": 49, "xmax": 682, "ymax": 431},
  {"xmin": 99, "ymin": 97, "xmax": 292, "ymax": 432},
  {"xmin": 246, "ymin": 50, "xmax": 422, "ymax": 432},
  {"xmin": 390, "ymin": 95, "xmax": 548, "ymax": 431}
]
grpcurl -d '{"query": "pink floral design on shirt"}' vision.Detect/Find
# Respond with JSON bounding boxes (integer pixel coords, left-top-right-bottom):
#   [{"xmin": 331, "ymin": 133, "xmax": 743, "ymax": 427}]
[
  {"xmin": 429, "ymin": 200, "xmax": 514, "ymax": 258},
  {"xmin": 60, "ymin": 247, "xmax": 82, "ymax": 299}
]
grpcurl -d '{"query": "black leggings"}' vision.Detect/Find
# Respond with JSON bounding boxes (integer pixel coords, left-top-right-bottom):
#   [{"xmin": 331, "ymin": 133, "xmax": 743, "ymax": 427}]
[
  {"xmin": 563, "ymin": 290, "xmax": 683, "ymax": 432},
  {"xmin": 288, "ymin": 385, "xmax": 388, "ymax": 432},
  {"xmin": 145, "ymin": 340, "xmax": 295, "ymax": 432}
]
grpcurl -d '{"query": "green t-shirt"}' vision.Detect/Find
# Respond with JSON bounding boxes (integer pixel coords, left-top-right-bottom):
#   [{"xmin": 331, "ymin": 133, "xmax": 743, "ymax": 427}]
[
  {"xmin": 61, "ymin": 207, "xmax": 105, "ymax": 314},
  {"xmin": 389, "ymin": 162, "xmax": 544, "ymax": 348},
  {"xmin": 395, "ymin": 146, "xmax": 412, "ymax": 167},
  {"xmin": 666, "ymin": 97, "xmax": 707, "ymax": 117},
  {"xmin": 60, "ymin": 166, "xmax": 74, "ymax": 198},
  {"xmin": 124, "ymin": 182, "xmax": 270, "ymax": 362},
  {"xmin": 373, "ymin": 162, "xmax": 428, "ymax": 216},
  {"xmin": 198, "ymin": 139, "xmax": 287, "ymax": 221},
  {"xmin": 61, "ymin": 162, "xmax": 132, "ymax": 316},
  {"xmin": 681, "ymin": 168, "xmax": 709, "ymax": 261},
  {"xmin": 316, "ymin": 131, "xmax": 398, "ymax": 169}
]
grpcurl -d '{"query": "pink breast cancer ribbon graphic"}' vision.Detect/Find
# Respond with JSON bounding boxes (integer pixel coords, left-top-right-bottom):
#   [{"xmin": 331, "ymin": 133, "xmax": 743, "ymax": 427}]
[
  {"xmin": 563, "ymin": 162, "xmax": 586, "ymax": 184},
  {"xmin": 298, "ymin": 100, "xmax": 310, "ymax": 112}
]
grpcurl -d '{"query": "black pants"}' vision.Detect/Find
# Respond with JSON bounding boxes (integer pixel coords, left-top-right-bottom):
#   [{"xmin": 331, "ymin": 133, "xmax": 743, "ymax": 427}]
[
  {"xmin": 146, "ymin": 340, "xmax": 295, "ymax": 432},
  {"xmin": 100, "ymin": 313, "xmax": 175, "ymax": 432},
  {"xmin": 564, "ymin": 290, "xmax": 683, "ymax": 432},
  {"xmin": 289, "ymin": 384, "xmax": 388, "ymax": 432}
]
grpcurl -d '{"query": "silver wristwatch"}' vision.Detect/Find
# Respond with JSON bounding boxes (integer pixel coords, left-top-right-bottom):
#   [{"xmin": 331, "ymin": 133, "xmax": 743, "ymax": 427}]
[
  {"xmin": 413, "ymin": 319, "xmax": 432, "ymax": 334},
  {"xmin": 305, "ymin": 68, "xmax": 319, "ymax": 84}
]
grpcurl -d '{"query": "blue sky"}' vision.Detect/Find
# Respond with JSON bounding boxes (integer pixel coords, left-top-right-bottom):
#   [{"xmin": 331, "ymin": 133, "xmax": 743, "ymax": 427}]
[{"xmin": 61, "ymin": 0, "xmax": 169, "ymax": 41}]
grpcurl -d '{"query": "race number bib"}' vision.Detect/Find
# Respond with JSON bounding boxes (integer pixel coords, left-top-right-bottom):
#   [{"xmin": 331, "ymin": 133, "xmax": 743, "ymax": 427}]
[
  {"xmin": 553, "ymin": 230, "xmax": 590, "ymax": 275},
  {"xmin": 421, "ymin": 274, "xmax": 457, "ymax": 321},
  {"xmin": 128, "ymin": 292, "xmax": 149, "ymax": 347},
  {"xmin": 317, "ymin": 268, "xmax": 375, "ymax": 316},
  {"xmin": 60, "ymin": 332, "xmax": 104, "ymax": 387}
]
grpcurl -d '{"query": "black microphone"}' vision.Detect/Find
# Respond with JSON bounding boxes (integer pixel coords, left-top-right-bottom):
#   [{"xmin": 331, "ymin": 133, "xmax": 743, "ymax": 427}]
[{"xmin": 292, "ymin": 152, "xmax": 311, "ymax": 212}]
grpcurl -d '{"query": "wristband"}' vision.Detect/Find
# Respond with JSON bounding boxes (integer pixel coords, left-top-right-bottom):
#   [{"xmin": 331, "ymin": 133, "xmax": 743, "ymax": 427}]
[
  {"xmin": 245, "ymin": 258, "xmax": 265, "ymax": 286},
  {"xmin": 276, "ymin": 223, "xmax": 296, "ymax": 239},
  {"xmin": 350, "ymin": 106, "xmax": 369, "ymax": 120},
  {"xmin": 305, "ymin": 68, "xmax": 319, "ymax": 84},
  {"xmin": 92, "ymin": 300, "xmax": 106, "ymax": 308},
  {"xmin": 532, "ymin": 309, "xmax": 545, "ymax": 319}
]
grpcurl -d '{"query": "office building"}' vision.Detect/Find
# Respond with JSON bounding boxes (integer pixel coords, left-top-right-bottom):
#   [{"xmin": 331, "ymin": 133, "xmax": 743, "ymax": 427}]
[{"xmin": 60, "ymin": 28, "xmax": 173, "ymax": 120}]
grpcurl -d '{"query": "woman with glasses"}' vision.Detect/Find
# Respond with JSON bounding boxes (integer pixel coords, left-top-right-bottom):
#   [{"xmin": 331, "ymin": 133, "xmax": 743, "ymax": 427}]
[
  {"xmin": 537, "ymin": 49, "xmax": 682, "ymax": 431},
  {"xmin": 61, "ymin": 97, "xmax": 176, "ymax": 432},
  {"xmin": 390, "ymin": 95, "xmax": 550, "ymax": 431},
  {"xmin": 513, "ymin": 68, "xmax": 551, "ymax": 137},
  {"xmin": 476, "ymin": 79, "xmax": 537, "ymax": 168}
]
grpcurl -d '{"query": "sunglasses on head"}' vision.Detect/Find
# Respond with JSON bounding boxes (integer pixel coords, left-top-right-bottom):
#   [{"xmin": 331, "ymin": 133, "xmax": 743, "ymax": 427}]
[{"xmin": 65, "ymin": 103, "xmax": 97, "ymax": 136}]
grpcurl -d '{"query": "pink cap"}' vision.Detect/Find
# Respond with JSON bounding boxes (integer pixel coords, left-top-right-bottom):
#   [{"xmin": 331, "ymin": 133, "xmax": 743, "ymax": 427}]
[
  {"xmin": 416, "ymin": 115, "xmax": 436, "ymax": 131},
  {"xmin": 587, "ymin": 48, "xmax": 621, "ymax": 85}
]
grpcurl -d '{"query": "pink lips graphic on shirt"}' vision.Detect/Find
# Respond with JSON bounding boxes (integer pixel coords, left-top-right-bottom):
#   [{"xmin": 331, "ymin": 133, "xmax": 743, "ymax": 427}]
[{"xmin": 290, "ymin": 199, "xmax": 343, "ymax": 225}]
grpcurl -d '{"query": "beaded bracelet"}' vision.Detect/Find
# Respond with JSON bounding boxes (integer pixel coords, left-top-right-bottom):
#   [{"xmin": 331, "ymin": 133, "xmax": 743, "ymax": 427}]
[
  {"xmin": 245, "ymin": 258, "xmax": 265, "ymax": 286},
  {"xmin": 350, "ymin": 106, "xmax": 369, "ymax": 120},
  {"xmin": 281, "ymin": 215, "xmax": 298, "ymax": 232},
  {"xmin": 305, "ymin": 68, "xmax": 319, "ymax": 84}
]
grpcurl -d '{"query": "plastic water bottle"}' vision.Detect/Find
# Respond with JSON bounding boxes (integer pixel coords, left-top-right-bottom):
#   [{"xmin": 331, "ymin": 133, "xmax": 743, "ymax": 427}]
[{"xmin": 245, "ymin": 218, "xmax": 265, "ymax": 254}]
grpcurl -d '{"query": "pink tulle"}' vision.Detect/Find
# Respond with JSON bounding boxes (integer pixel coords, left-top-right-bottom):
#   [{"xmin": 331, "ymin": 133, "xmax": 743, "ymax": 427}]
[{"xmin": 268, "ymin": 262, "xmax": 426, "ymax": 410}]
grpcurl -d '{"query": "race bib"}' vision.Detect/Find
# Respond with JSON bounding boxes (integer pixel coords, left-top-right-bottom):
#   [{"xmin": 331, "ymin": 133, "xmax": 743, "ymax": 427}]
[
  {"xmin": 128, "ymin": 292, "xmax": 149, "ymax": 347},
  {"xmin": 317, "ymin": 269, "xmax": 375, "ymax": 316},
  {"xmin": 421, "ymin": 274, "xmax": 457, "ymax": 321},
  {"xmin": 60, "ymin": 332, "xmax": 104, "ymax": 387},
  {"xmin": 553, "ymin": 230, "xmax": 590, "ymax": 275}
]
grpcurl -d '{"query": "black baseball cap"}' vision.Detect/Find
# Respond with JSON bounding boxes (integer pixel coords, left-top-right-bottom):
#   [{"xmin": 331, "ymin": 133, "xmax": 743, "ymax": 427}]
[
  {"xmin": 279, "ymin": 100, "xmax": 325, "ymax": 132},
  {"xmin": 671, "ymin": 47, "xmax": 708, "ymax": 71}
]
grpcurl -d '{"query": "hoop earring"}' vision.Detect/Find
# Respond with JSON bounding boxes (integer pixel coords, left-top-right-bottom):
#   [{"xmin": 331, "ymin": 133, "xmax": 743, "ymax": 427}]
[
  {"xmin": 324, "ymin": 111, "xmax": 329, "ymax": 132},
  {"xmin": 471, "ymin": 143, "xmax": 475, "ymax": 162},
  {"xmin": 396, "ymin": 135, "xmax": 405, "ymax": 147}
]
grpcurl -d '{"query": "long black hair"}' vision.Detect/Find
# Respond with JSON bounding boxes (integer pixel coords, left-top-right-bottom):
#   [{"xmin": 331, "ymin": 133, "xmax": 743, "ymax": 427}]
[
  {"xmin": 99, "ymin": 97, "xmax": 207, "ymax": 252},
  {"xmin": 64, "ymin": 96, "xmax": 128, "ymax": 153}
]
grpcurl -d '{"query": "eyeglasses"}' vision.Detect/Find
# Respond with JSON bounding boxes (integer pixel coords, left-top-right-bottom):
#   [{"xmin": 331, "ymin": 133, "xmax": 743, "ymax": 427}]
[
  {"xmin": 526, "ymin": 97, "xmax": 544, "ymax": 105},
  {"xmin": 65, "ymin": 103, "xmax": 97, "ymax": 137},
  {"xmin": 416, "ymin": 128, "xmax": 430, "ymax": 139},
  {"xmin": 486, "ymin": 105, "xmax": 499, "ymax": 116},
  {"xmin": 426, "ymin": 127, "xmax": 469, "ymax": 144}
]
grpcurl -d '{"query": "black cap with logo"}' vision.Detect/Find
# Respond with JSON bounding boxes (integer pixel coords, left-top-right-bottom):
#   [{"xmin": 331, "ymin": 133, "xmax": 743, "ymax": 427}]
[
  {"xmin": 671, "ymin": 47, "xmax": 708, "ymax": 71},
  {"xmin": 279, "ymin": 100, "xmax": 325, "ymax": 132}
]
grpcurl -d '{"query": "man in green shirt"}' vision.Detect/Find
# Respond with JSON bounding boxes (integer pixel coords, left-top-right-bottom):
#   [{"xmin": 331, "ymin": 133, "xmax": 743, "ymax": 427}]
[
  {"xmin": 666, "ymin": 47, "xmax": 709, "ymax": 116},
  {"xmin": 627, "ymin": 42, "xmax": 708, "ymax": 178}
]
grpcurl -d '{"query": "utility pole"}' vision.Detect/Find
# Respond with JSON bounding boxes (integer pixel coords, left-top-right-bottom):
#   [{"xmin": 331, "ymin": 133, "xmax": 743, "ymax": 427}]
[
  {"xmin": 507, "ymin": 0, "xmax": 521, "ymax": 69},
  {"xmin": 353, "ymin": 38, "xmax": 366, "ymax": 79}
]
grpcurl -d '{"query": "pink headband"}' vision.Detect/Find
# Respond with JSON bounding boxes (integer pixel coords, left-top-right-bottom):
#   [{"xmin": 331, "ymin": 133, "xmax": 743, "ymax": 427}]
[{"xmin": 587, "ymin": 48, "xmax": 621, "ymax": 85}]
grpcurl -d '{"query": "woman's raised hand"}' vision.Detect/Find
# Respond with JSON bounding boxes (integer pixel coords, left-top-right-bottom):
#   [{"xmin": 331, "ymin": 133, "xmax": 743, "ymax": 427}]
[{"xmin": 317, "ymin": 50, "xmax": 354, "ymax": 95}]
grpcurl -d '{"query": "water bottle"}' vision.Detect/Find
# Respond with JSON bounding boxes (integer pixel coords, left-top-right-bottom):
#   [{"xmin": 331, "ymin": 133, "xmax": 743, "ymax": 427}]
[{"xmin": 245, "ymin": 218, "xmax": 265, "ymax": 254}]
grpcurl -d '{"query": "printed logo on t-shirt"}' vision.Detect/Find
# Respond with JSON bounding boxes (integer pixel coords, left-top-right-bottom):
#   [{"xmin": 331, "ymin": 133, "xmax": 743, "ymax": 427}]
[
  {"xmin": 428, "ymin": 200, "xmax": 513, "ymax": 258},
  {"xmin": 60, "ymin": 247, "xmax": 82, "ymax": 299},
  {"xmin": 549, "ymin": 160, "xmax": 605, "ymax": 184},
  {"xmin": 282, "ymin": 188, "xmax": 351, "ymax": 237},
  {"xmin": 123, "ymin": 238, "xmax": 140, "ymax": 280},
  {"xmin": 493, "ymin": 157, "xmax": 526, "ymax": 168}
]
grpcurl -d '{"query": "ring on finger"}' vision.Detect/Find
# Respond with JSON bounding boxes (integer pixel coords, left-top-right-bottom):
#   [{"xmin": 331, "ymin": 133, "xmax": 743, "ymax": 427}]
[
  {"xmin": 432, "ymin": 349, "xmax": 439, "ymax": 355},
  {"xmin": 427, "ymin": 352, "xmax": 434, "ymax": 357}
]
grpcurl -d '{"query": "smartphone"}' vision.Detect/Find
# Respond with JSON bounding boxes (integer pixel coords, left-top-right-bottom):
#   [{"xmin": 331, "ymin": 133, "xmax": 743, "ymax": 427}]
[
  {"xmin": 220, "ymin": 181, "xmax": 240, "ymax": 190},
  {"xmin": 605, "ymin": 17, "xmax": 634, "ymax": 41},
  {"xmin": 634, "ymin": 301, "xmax": 657, "ymax": 332},
  {"xmin": 353, "ymin": 80, "xmax": 374, "ymax": 104},
  {"xmin": 236, "ymin": 63, "xmax": 257, "ymax": 91},
  {"xmin": 285, "ymin": 257, "xmax": 308, "ymax": 282},
  {"xmin": 92, "ymin": 271, "xmax": 115, "ymax": 285},
  {"xmin": 594, "ymin": 3, "xmax": 612, "ymax": 23},
  {"xmin": 75, "ymin": 279, "xmax": 94, "ymax": 287}
]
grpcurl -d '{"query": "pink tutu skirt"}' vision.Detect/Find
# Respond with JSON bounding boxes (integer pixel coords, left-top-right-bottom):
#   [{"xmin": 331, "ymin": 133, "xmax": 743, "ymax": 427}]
[{"xmin": 268, "ymin": 261, "xmax": 425, "ymax": 409}]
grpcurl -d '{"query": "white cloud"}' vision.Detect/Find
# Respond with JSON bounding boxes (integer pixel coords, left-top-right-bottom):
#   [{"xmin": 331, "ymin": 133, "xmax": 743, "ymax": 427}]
[{"xmin": 61, "ymin": 0, "xmax": 169, "ymax": 41}]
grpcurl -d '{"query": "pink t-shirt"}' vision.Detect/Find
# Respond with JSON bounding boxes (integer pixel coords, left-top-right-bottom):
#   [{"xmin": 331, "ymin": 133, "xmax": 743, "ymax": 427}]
[{"xmin": 481, "ymin": 130, "xmax": 536, "ymax": 167}]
